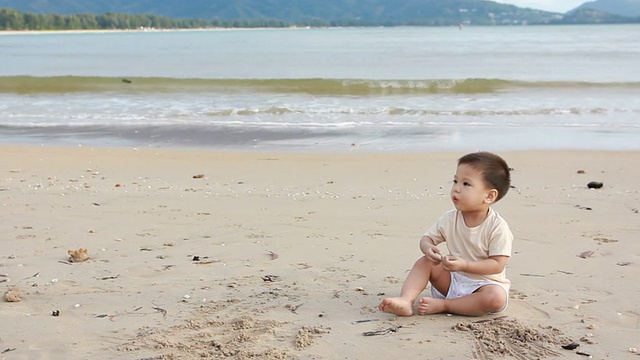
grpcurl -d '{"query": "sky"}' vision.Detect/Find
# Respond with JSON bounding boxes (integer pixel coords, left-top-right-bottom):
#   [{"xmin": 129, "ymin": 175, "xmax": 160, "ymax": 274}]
[{"xmin": 493, "ymin": 0, "xmax": 588, "ymax": 13}]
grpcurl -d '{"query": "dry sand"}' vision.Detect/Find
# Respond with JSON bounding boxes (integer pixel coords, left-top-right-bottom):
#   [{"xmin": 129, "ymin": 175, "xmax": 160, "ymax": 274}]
[{"xmin": 1, "ymin": 145, "xmax": 638, "ymax": 359}]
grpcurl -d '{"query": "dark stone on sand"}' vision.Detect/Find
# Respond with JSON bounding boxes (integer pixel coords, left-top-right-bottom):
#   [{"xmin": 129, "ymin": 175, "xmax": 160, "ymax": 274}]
[
  {"xmin": 562, "ymin": 342, "xmax": 580, "ymax": 350},
  {"xmin": 587, "ymin": 181, "xmax": 603, "ymax": 189}
]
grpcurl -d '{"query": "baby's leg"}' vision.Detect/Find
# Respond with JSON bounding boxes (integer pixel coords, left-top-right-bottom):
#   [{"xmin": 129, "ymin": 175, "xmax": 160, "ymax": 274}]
[
  {"xmin": 417, "ymin": 284, "xmax": 506, "ymax": 316},
  {"xmin": 379, "ymin": 256, "xmax": 447, "ymax": 316}
]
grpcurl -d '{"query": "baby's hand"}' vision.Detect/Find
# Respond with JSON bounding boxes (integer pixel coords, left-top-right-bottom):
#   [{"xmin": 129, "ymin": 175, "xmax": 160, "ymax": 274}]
[
  {"xmin": 426, "ymin": 246, "xmax": 444, "ymax": 264},
  {"xmin": 442, "ymin": 256, "xmax": 467, "ymax": 272}
]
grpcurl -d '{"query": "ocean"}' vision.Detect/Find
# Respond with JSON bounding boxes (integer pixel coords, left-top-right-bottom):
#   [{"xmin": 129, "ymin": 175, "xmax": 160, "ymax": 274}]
[{"xmin": 1, "ymin": 25, "xmax": 639, "ymax": 152}]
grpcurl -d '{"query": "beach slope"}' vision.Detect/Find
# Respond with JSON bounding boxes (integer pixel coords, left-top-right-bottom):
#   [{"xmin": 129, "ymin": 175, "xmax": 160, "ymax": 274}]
[{"xmin": 1, "ymin": 146, "xmax": 638, "ymax": 359}]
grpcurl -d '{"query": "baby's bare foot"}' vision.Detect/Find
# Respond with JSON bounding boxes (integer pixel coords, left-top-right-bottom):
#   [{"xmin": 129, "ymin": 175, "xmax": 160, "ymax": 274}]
[
  {"xmin": 378, "ymin": 297, "xmax": 414, "ymax": 316},
  {"xmin": 417, "ymin": 297, "xmax": 446, "ymax": 315}
]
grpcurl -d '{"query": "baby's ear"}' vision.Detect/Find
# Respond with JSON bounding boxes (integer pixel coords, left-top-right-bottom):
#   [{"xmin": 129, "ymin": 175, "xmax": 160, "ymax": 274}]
[{"xmin": 484, "ymin": 189, "xmax": 499, "ymax": 204}]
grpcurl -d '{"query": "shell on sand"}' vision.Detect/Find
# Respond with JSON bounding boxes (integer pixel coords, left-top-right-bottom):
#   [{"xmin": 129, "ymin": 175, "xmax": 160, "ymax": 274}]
[
  {"xmin": 68, "ymin": 248, "xmax": 90, "ymax": 262},
  {"xmin": 4, "ymin": 287, "xmax": 21, "ymax": 302},
  {"xmin": 578, "ymin": 249, "xmax": 597, "ymax": 259}
]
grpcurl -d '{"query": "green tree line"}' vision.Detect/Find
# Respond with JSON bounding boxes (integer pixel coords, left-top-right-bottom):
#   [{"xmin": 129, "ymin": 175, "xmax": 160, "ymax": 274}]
[
  {"xmin": 0, "ymin": 8, "xmax": 300, "ymax": 30},
  {"xmin": 2, "ymin": 6, "xmax": 638, "ymax": 30},
  {"xmin": 1, "ymin": 7, "xmax": 456, "ymax": 30},
  {"xmin": 0, "ymin": 7, "xmax": 529, "ymax": 30},
  {"xmin": 0, "ymin": 7, "xmax": 442, "ymax": 30}
]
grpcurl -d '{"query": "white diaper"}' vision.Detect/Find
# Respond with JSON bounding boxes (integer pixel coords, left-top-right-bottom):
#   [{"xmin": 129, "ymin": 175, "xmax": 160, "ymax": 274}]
[{"xmin": 430, "ymin": 271, "xmax": 509, "ymax": 313}]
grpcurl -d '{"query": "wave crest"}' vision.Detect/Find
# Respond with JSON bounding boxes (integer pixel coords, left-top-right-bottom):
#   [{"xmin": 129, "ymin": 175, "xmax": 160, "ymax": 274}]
[{"xmin": 2, "ymin": 76, "xmax": 638, "ymax": 95}]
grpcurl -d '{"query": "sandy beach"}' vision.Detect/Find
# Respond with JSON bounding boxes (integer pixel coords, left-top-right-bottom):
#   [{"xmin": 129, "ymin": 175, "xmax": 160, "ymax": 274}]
[{"xmin": 1, "ymin": 145, "xmax": 638, "ymax": 359}]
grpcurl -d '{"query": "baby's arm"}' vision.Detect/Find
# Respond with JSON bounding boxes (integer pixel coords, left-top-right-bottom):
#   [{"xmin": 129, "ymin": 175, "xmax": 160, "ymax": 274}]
[{"xmin": 442, "ymin": 255, "xmax": 508, "ymax": 275}]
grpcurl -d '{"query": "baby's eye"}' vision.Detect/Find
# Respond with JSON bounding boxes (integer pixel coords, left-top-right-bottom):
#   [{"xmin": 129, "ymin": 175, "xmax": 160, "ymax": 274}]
[
  {"xmin": 453, "ymin": 179, "xmax": 458, "ymax": 184},
  {"xmin": 463, "ymin": 182, "xmax": 471, "ymax": 186}
]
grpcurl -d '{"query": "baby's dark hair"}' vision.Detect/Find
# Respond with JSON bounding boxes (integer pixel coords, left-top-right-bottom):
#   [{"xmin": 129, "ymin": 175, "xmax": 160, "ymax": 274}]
[{"xmin": 458, "ymin": 152, "xmax": 511, "ymax": 202}]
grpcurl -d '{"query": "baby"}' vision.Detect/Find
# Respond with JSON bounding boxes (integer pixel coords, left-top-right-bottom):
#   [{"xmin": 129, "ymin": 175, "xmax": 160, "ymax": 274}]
[{"xmin": 379, "ymin": 151, "xmax": 513, "ymax": 316}]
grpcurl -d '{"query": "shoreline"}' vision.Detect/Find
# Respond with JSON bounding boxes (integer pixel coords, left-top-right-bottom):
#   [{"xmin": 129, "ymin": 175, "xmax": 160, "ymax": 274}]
[
  {"xmin": 1, "ymin": 23, "xmax": 638, "ymax": 36},
  {"xmin": 1, "ymin": 144, "xmax": 639, "ymax": 358},
  {"xmin": 0, "ymin": 26, "xmax": 312, "ymax": 36},
  {"xmin": 3, "ymin": 142, "xmax": 640, "ymax": 155},
  {"xmin": 3, "ymin": 123, "xmax": 640, "ymax": 154}
]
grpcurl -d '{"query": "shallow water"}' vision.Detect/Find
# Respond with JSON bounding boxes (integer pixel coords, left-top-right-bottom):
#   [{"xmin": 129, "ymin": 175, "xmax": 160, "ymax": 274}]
[{"xmin": 1, "ymin": 25, "xmax": 639, "ymax": 152}]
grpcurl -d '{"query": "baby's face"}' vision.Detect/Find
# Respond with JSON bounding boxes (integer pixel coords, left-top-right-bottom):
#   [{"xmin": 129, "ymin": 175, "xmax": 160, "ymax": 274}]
[{"xmin": 450, "ymin": 164, "xmax": 492, "ymax": 212}]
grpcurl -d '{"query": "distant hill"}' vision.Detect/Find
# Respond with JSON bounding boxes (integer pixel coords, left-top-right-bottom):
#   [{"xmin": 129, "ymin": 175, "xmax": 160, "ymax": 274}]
[
  {"xmin": 0, "ymin": 0, "xmax": 638, "ymax": 27},
  {"xmin": 555, "ymin": 7, "xmax": 635, "ymax": 23},
  {"xmin": 0, "ymin": 0, "xmax": 562, "ymax": 25},
  {"xmin": 572, "ymin": 0, "xmax": 640, "ymax": 17}
]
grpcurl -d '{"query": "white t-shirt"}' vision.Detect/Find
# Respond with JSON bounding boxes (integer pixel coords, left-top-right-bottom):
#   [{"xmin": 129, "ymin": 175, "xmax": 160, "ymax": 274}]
[{"xmin": 424, "ymin": 208, "xmax": 513, "ymax": 291}]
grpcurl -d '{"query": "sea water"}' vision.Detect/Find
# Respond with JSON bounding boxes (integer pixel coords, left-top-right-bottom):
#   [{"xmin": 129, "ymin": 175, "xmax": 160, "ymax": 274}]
[{"xmin": 0, "ymin": 25, "xmax": 639, "ymax": 152}]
